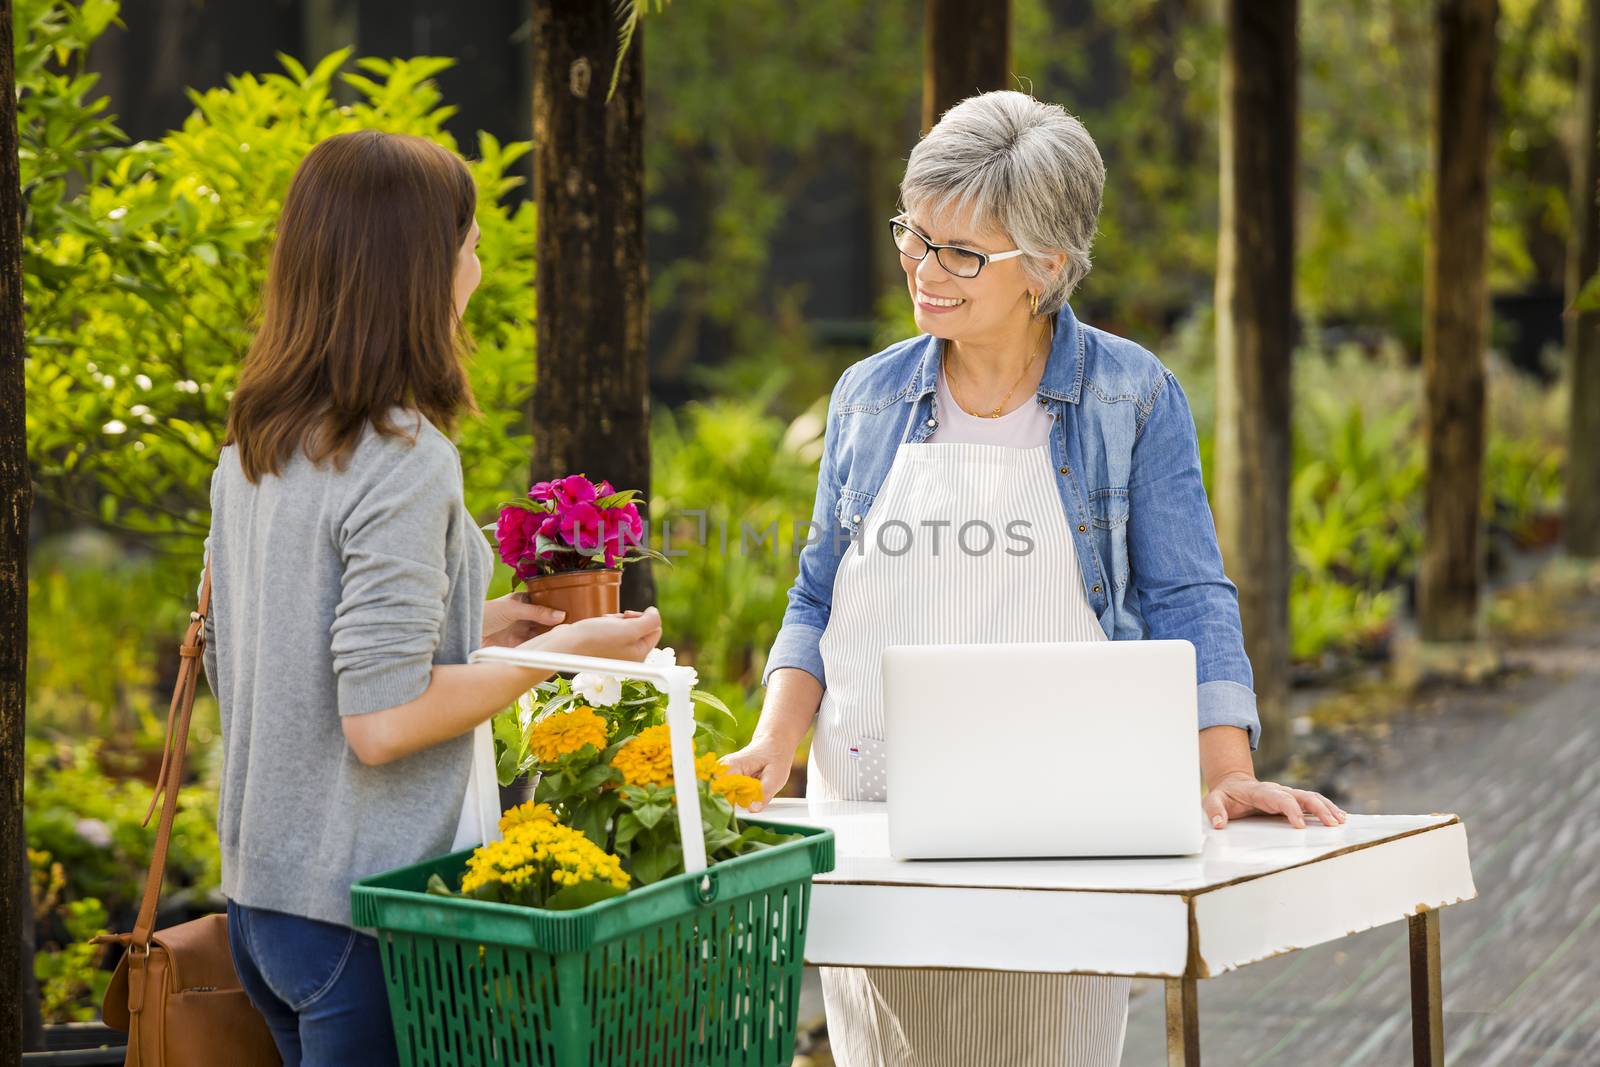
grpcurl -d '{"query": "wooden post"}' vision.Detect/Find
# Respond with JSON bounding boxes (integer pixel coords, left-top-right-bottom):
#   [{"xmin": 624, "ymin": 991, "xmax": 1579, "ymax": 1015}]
[
  {"xmin": 1164, "ymin": 976, "xmax": 1201, "ymax": 1067},
  {"xmin": 0, "ymin": 0, "xmax": 35, "ymax": 1056},
  {"xmin": 1418, "ymin": 0, "xmax": 1497, "ymax": 641},
  {"xmin": 922, "ymin": 0, "xmax": 1011, "ymax": 134},
  {"xmin": 1408, "ymin": 910, "xmax": 1445, "ymax": 1066},
  {"xmin": 1214, "ymin": 0, "xmax": 1296, "ymax": 770},
  {"xmin": 1566, "ymin": 0, "xmax": 1600, "ymax": 558},
  {"xmin": 530, "ymin": 0, "xmax": 654, "ymax": 609}
]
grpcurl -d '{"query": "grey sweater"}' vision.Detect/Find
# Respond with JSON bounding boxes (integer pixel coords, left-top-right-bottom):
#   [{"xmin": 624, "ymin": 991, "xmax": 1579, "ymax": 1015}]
[{"xmin": 202, "ymin": 412, "xmax": 492, "ymax": 927}]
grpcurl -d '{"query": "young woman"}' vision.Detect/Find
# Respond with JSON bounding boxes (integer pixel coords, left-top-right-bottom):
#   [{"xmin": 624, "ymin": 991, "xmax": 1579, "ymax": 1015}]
[{"xmin": 201, "ymin": 130, "xmax": 662, "ymax": 1066}]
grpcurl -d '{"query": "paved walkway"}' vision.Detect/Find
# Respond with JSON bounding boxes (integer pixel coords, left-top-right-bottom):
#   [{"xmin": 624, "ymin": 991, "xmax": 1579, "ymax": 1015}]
[{"xmin": 1120, "ymin": 609, "xmax": 1600, "ymax": 1065}]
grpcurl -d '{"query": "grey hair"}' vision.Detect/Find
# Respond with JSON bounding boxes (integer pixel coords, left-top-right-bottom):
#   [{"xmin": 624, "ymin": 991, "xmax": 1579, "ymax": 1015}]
[{"xmin": 901, "ymin": 90, "xmax": 1105, "ymax": 314}]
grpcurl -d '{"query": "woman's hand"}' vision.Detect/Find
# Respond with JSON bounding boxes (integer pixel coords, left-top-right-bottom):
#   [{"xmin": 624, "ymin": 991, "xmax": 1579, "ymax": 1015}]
[
  {"xmin": 720, "ymin": 737, "xmax": 797, "ymax": 814},
  {"xmin": 482, "ymin": 593, "xmax": 567, "ymax": 647},
  {"xmin": 532, "ymin": 606, "xmax": 663, "ymax": 663},
  {"xmin": 1202, "ymin": 771, "xmax": 1346, "ymax": 830}
]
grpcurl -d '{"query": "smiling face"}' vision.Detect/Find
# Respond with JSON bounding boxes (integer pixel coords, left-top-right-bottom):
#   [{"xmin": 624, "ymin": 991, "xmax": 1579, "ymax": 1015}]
[{"xmin": 898, "ymin": 205, "xmax": 1037, "ymax": 344}]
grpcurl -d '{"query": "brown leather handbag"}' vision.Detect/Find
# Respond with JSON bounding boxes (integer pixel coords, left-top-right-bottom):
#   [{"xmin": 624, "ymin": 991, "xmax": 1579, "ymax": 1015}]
[{"xmin": 92, "ymin": 564, "xmax": 280, "ymax": 1066}]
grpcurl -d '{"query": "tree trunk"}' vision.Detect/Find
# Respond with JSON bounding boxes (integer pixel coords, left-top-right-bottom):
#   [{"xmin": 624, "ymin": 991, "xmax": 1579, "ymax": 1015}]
[
  {"xmin": 1214, "ymin": 0, "xmax": 1296, "ymax": 770},
  {"xmin": 0, "ymin": 0, "xmax": 36, "ymax": 1056},
  {"xmin": 19, "ymin": 839, "xmax": 42, "ymax": 1051},
  {"xmin": 530, "ymin": 0, "xmax": 654, "ymax": 610},
  {"xmin": 922, "ymin": 0, "xmax": 1012, "ymax": 134},
  {"xmin": 1566, "ymin": 0, "xmax": 1600, "ymax": 558},
  {"xmin": 1419, "ymin": 0, "xmax": 1498, "ymax": 641}
]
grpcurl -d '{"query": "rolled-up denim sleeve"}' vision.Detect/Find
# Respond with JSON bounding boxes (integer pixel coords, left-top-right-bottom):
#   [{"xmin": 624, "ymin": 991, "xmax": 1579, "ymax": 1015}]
[
  {"xmin": 1127, "ymin": 370, "xmax": 1260, "ymax": 748},
  {"xmin": 762, "ymin": 367, "xmax": 854, "ymax": 689}
]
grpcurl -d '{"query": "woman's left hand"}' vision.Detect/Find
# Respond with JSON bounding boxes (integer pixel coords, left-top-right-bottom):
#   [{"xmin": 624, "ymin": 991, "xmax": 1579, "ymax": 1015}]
[
  {"xmin": 1202, "ymin": 771, "xmax": 1346, "ymax": 830},
  {"xmin": 482, "ymin": 593, "xmax": 567, "ymax": 647}
]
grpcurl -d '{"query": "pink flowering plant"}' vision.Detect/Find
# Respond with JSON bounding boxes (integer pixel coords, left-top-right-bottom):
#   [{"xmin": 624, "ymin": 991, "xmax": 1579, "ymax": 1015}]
[{"xmin": 494, "ymin": 474, "xmax": 666, "ymax": 583}]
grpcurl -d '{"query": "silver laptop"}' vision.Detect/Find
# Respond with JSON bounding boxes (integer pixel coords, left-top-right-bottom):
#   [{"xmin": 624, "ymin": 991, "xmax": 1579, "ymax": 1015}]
[{"xmin": 883, "ymin": 640, "xmax": 1205, "ymax": 859}]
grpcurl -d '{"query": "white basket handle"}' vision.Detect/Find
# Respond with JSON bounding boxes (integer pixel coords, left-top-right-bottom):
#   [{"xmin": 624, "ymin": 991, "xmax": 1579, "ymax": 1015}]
[{"xmin": 469, "ymin": 647, "xmax": 708, "ymax": 875}]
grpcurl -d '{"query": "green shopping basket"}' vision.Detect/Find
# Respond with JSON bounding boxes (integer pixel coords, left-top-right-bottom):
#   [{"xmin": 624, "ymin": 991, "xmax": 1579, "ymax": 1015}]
[{"xmin": 350, "ymin": 648, "xmax": 836, "ymax": 1067}]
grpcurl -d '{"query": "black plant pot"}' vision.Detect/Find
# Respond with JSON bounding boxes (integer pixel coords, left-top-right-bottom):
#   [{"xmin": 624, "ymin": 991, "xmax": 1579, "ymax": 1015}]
[{"xmin": 23, "ymin": 1023, "xmax": 126, "ymax": 1066}]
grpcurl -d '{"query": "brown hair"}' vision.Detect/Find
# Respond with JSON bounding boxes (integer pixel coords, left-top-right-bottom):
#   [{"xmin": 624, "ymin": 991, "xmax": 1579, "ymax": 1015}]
[{"xmin": 227, "ymin": 130, "xmax": 478, "ymax": 481}]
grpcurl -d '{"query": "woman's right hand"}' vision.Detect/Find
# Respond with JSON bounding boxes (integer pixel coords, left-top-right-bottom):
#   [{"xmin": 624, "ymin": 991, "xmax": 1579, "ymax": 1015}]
[
  {"xmin": 720, "ymin": 737, "xmax": 796, "ymax": 814},
  {"xmin": 530, "ymin": 605, "xmax": 663, "ymax": 663}
]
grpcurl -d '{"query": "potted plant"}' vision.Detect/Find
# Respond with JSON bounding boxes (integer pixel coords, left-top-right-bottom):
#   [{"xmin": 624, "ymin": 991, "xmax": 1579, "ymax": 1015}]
[{"xmin": 491, "ymin": 474, "xmax": 665, "ymax": 623}]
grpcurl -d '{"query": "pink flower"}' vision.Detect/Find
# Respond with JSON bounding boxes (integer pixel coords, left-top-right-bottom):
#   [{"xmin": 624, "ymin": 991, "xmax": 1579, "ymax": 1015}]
[
  {"xmin": 552, "ymin": 475, "xmax": 597, "ymax": 507},
  {"xmin": 597, "ymin": 504, "xmax": 644, "ymax": 567},
  {"xmin": 529, "ymin": 481, "xmax": 556, "ymax": 503},
  {"xmin": 559, "ymin": 501, "xmax": 604, "ymax": 551},
  {"xmin": 595, "ymin": 480, "xmax": 615, "ymax": 497},
  {"xmin": 495, "ymin": 506, "xmax": 538, "ymax": 569}
]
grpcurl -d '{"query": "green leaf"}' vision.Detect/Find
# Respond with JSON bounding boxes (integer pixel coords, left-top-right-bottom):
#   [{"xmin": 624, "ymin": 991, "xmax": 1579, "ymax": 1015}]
[
  {"xmin": 543, "ymin": 879, "xmax": 627, "ymax": 911},
  {"xmin": 731, "ymin": 825, "xmax": 800, "ymax": 852},
  {"xmin": 629, "ymin": 842, "xmax": 683, "ymax": 886},
  {"xmin": 425, "ymin": 873, "xmax": 457, "ymax": 897},
  {"xmin": 614, "ymin": 811, "xmax": 644, "ymax": 847},
  {"xmin": 1573, "ymin": 270, "xmax": 1600, "ymax": 313},
  {"xmin": 633, "ymin": 800, "xmax": 671, "ymax": 830},
  {"xmin": 704, "ymin": 826, "xmax": 742, "ymax": 853},
  {"xmin": 575, "ymin": 762, "xmax": 619, "ymax": 792}
]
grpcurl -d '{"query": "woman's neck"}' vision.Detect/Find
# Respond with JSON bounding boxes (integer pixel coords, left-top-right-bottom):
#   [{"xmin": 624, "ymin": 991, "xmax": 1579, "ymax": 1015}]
[{"xmin": 944, "ymin": 315, "xmax": 1053, "ymax": 406}]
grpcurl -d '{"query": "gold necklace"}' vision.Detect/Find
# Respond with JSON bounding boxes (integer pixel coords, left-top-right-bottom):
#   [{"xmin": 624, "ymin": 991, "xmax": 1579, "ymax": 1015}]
[{"xmin": 946, "ymin": 343, "xmax": 1044, "ymax": 419}]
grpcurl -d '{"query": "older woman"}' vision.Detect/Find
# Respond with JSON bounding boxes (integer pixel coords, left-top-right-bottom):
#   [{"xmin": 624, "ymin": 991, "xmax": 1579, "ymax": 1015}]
[{"xmin": 724, "ymin": 91, "xmax": 1343, "ymax": 1066}]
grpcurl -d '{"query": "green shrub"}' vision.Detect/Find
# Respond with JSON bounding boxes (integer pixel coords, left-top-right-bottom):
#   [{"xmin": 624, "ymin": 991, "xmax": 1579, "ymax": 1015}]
[
  {"xmin": 24, "ymin": 734, "xmax": 222, "ymax": 918},
  {"xmin": 650, "ymin": 394, "xmax": 826, "ymax": 745},
  {"xmin": 20, "ymin": 0, "xmax": 536, "ymax": 552},
  {"xmin": 29, "ymin": 856, "xmax": 112, "ymax": 1025},
  {"xmin": 26, "ymin": 535, "xmax": 197, "ymax": 743}
]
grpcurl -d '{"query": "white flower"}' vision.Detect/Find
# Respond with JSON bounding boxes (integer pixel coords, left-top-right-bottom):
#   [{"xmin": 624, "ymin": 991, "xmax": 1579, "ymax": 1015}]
[
  {"xmin": 134, "ymin": 374, "xmax": 152, "ymax": 390},
  {"xmin": 572, "ymin": 671, "xmax": 621, "ymax": 708},
  {"xmin": 140, "ymin": 413, "xmax": 156, "ymax": 425},
  {"xmin": 102, "ymin": 420, "xmax": 127, "ymax": 435},
  {"xmin": 176, "ymin": 379, "xmax": 200, "ymax": 394},
  {"xmin": 645, "ymin": 647, "xmax": 676, "ymax": 667},
  {"xmin": 107, "ymin": 206, "xmax": 127, "ymax": 220},
  {"xmin": 129, "ymin": 404, "xmax": 149, "ymax": 416},
  {"xmin": 516, "ymin": 691, "xmax": 537, "ymax": 729},
  {"xmin": 74, "ymin": 818, "xmax": 112, "ymax": 848}
]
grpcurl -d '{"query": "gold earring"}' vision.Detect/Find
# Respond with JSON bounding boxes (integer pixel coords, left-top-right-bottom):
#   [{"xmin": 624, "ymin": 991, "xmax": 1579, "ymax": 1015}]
[{"xmin": 1029, "ymin": 291, "xmax": 1041, "ymax": 315}]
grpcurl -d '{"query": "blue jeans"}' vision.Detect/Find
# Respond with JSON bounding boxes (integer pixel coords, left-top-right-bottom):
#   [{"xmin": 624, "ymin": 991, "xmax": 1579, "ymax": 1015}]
[{"xmin": 225, "ymin": 901, "xmax": 400, "ymax": 1067}]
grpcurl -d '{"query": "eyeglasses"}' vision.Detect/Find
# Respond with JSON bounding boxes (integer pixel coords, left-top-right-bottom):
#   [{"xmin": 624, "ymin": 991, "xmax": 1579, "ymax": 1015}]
[{"xmin": 890, "ymin": 216, "xmax": 1025, "ymax": 279}]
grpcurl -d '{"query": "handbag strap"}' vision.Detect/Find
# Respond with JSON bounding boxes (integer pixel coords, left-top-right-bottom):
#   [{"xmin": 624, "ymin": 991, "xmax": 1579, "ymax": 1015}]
[{"xmin": 127, "ymin": 560, "xmax": 212, "ymax": 951}]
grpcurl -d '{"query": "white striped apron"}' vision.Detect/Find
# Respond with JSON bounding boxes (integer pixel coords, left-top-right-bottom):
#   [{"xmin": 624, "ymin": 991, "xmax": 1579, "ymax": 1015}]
[{"xmin": 813, "ymin": 441, "xmax": 1131, "ymax": 1067}]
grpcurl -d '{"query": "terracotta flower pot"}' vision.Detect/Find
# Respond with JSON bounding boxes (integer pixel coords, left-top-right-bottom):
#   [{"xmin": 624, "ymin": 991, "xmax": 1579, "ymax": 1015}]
[{"xmin": 518, "ymin": 568, "xmax": 622, "ymax": 624}]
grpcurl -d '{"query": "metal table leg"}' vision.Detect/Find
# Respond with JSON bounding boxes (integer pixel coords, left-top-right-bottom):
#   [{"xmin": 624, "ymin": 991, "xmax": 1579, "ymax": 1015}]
[
  {"xmin": 1165, "ymin": 976, "xmax": 1200, "ymax": 1067},
  {"xmin": 1409, "ymin": 910, "xmax": 1444, "ymax": 1065}
]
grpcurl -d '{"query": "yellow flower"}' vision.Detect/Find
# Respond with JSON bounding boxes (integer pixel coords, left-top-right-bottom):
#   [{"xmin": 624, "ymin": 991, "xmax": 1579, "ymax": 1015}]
[
  {"xmin": 611, "ymin": 724, "xmax": 675, "ymax": 786},
  {"xmin": 711, "ymin": 773, "xmax": 763, "ymax": 809},
  {"xmin": 498, "ymin": 801, "xmax": 557, "ymax": 836},
  {"xmin": 611, "ymin": 727, "xmax": 731, "ymax": 790},
  {"xmin": 695, "ymin": 751, "xmax": 727, "ymax": 781},
  {"xmin": 461, "ymin": 817, "xmax": 630, "ymax": 899},
  {"xmin": 527, "ymin": 706, "xmax": 608, "ymax": 763}
]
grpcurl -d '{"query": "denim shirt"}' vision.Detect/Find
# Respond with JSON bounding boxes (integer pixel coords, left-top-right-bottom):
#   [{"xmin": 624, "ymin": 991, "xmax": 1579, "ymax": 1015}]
[{"xmin": 764, "ymin": 303, "xmax": 1260, "ymax": 748}]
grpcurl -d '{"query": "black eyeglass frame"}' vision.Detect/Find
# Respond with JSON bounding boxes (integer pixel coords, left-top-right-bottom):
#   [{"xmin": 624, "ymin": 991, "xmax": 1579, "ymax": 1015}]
[{"xmin": 889, "ymin": 215, "xmax": 1025, "ymax": 279}]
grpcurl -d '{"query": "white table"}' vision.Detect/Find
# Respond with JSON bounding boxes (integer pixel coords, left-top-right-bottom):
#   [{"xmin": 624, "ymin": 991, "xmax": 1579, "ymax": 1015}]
[{"xmin": 760, "ymin": 799, "xmax": 1477, "ymax": 1066}]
